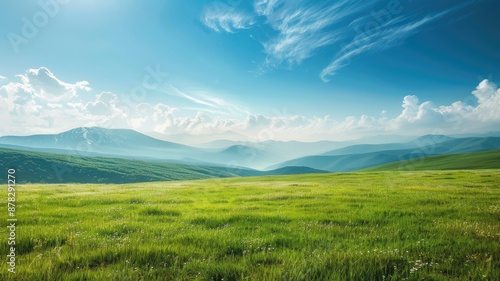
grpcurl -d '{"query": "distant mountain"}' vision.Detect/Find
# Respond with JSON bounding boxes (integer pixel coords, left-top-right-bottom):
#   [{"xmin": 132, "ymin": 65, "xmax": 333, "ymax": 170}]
[
  {"xmin": 261, "ymin": 140, "xmax": 355, "ymax": 159},
  {"xmin": 175, "ymin": 138, "xmax": 357, "ymax": 169},
  {"xmin": 212, "ymin": 144, "xmax": 283, "ymax": 169},
  {"xmin": 364, "ymin": 149, "xmax": 500, "ymax": 171},
  {"xmin": 320, "ymin": 143, "xmax": 414, "ymax": 156},
  {"xmin": 0, "ymin": 127, "xmax": 317, "ymax": 169},
  {"xmin": 354, "ymin": 134, "xmax": 417, "ymax": 144},
  {"xmin": 197, "ymin": 140, "xmax": 250, "ymax": 150},
  {"xmin": 321, "ymin": 134, "xmax": 454, "ymax": 156},
  {"xmin": 4, "ymin": 128, "xmax": 499, "ymax": 172},
  {"xmin": 412, "ymin": 134, "xmax": 455, "ymax": 146},
  {"xmin": 450, "ymin": 131, "xmax": 500, "ymax": 138},
  {"xmin": 200, "ymin": 139, "xmax": 355, "ymax": 162},
  {"xmin": 270, "ymin": 137, "xmax": 500, "ymax": 172},
  {"xmin": 261, "ymin": 166, "xmax": 328, "ymax": 176},
  {"xmin": 0, "ymin": 127, "xmax": 200, "ymax": 160},
  {"xmin": 149, "ymin": 130, "xmax": 248, "ymax": 145},
  {"xmin": 0, "ymin": 127, "xmax": 280, "ymax": 169},
  {"xmin": 269, "ymin": 150, "xmax": 413, "ymax": 172}
]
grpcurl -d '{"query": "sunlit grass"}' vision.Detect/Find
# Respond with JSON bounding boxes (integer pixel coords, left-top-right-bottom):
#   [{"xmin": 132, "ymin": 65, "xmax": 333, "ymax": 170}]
[{"xmin": 1, "ymin": 170, "xmax": 499, "ymax": 280}]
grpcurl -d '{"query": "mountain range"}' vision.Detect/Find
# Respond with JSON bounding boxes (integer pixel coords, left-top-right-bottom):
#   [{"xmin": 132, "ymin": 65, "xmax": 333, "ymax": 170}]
[
  {"xmin": 270, "ymin": 137, "xmax": 500, "ymax": 171},
  {"xmin": 0, "ymin": 127, "xmax": 350, "ymax": 169},
  {"xmin": 1, "ymin": 127, "xmax": 499, "ymax": 183}
]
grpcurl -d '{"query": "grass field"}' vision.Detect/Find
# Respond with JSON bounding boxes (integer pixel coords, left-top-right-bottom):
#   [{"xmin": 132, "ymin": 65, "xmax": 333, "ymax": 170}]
[{"xmin": 1, "ymin": 170, "xmax": 499, "ymax": 280}]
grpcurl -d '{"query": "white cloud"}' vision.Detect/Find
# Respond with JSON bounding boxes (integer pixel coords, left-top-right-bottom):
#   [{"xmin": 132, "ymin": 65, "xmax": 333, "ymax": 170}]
[
  {"xmin": 398, "ymin": 95, "xmax": 422, "ymax": 122},
  {"xmin": 470, "ymin": 79, "xmax": 500, "ymax": 121},
  {"xmin": 253, "ymin": 0, "xmax": 280, "ymax": 16},
  {"xmin": 169, "ymin": 85, "xmax": 215, "ymax": 107},
  {"xmin": 85, "ymin": 92, "xmax": 122, "ymax": 116},
  {"xmin": 0, "ymin": 67, "xmax": 96, "ymax": 135},
  {"xmin": 129, "ymin": 102, "xmax": 178, "ymax": 132},
  {"xmin": 261, "ymin": 0, "xmax": 371, "ymax": 68},
  {"xmin": 203, "ymin": 3, "xmax": 255, "ymax": 33},
  {"xmin": 157, "ymin": 84, "xmax": 249, "ymax": 117},
  {"xmin": 0, "ymin": 75, "xmax": 5, "ymax": 81},
  {"xmin": 0, "ymin": 68, "xmax": 120, "ymax": 135},
  {"xmin": 1, "ymin": 67, "xmax": 500, "ymax": 141},
  {"xmin": 20, "ymin": 67, "xmax": 91, "ymax": 102},
  {"xmin": 385, "ymin": 80, "xmax": 500, "ymax": 135}
]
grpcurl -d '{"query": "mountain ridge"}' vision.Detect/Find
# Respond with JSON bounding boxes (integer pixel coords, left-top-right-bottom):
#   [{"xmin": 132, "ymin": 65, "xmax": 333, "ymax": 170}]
[
  {"xmin": 270, "ymin": 137, "xmax": 500, "ymax": 172},
  {"xmin": 3, "ymin": 127, "xmax": 499, "ymax": 173}
]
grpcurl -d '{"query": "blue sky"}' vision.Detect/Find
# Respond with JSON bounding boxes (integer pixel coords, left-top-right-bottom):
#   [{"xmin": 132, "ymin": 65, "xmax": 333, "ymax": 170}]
[{"xmin": 0, "ymin": 0, "xmax": 499, "ymax": 142}]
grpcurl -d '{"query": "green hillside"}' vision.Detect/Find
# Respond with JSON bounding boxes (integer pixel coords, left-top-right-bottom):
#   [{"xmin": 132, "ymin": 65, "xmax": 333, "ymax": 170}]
[
  {"xmin": 0, "ymin": 148, "xmax": 327, "ymax": 184},
  {"xmin": 365, "ymin": 149, "xmax": 500, "ymax": 171},
  {"xmin": 272, "ymin": 137, "xmax": 500, "ymax": 171},
  {"xmin": 1, "ymin": 171, "xmax": 498, "ymax": 280},
  {"xmin": 0, "ymin": 147, "xmax": 237, "ymax": 183}
]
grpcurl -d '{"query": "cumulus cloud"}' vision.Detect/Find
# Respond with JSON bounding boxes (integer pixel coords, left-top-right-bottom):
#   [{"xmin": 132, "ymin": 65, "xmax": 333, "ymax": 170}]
[
  {"xmin": 85, "ymin": 92, "xmax": 122, "ymax": 116},
  {"xmin": 20, "ymin": 67, "xmax": 91, "ymax": 101},
  {"xmin": 1, "ymin": 67, "xmax": 500, "ymax": 141},
  {"xmin": 129, "ymin": 102, "xmax": 178, "ymax": 131},
  {"xmin": 472, "ymin": 79, "xmax": 500, "ymax": 120},
  {"xmin": 385, "ymin": 80, "xmax": 500, "ymax": 135},
  {"xmin": 144, "ymin": 78, "xmax": 500, "ymax": 140},
  {"xmin": 0, "ymin": 68, "xmax": 119, "ymax": 135}
]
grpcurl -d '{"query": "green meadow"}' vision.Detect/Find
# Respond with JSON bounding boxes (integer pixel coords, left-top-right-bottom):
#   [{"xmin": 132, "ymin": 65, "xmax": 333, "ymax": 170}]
[{"xmin": 1, "ymin": 170, "xmax": 499, "ymax": 280}]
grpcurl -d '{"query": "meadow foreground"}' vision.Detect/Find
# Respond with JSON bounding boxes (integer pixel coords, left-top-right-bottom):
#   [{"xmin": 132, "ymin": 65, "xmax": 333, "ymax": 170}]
[{"xmin": 1, "ymin": 170, "xmax": 499, "ymax": 280}]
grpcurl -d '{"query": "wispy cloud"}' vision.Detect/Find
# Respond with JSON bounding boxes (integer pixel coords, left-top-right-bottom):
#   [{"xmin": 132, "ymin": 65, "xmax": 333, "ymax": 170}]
[
  {"xmin": 202, "ymin": 2, "xmax": 255, "ymax": 33},
  {"xmin": 320, "ymin": 8, "xmax": 457, "ymax": 82},
  {"xmin": 197, "ymin": 93, "xmax": 251, "ymax": 116},
  {"xmin": 158, "ymin": 84, "xmax": 250, "ymax": 117},
  {"xmin": 253, "ymin": 0, "xmax": 282, "ymax": 16},
  {"xmin": 320, "ymin": 16, "xmax": 438, "ymax": 82},
  {"xmin": 168, "ymin": 85, "xmax": 215, "ymax": 108},
  {"xmin": 261, "ymin": 0, "xmax": 375, "ymax": 67},
  {"xmin": 202, "ymin": 0, "xmax": 476, "ymax": 81}
]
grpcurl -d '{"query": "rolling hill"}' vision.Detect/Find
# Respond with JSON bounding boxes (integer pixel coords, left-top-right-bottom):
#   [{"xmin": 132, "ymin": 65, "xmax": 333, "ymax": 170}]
[
  {"xmin": 0, "ymin": 147, "xmax": 327, "ymax": 184},
  {"xmin": 270, "ymin": 137, "xmax": 500, "ymax": 172},
  {"xmin": 320, "ymin": 134, "xmax": 454, "ymax": 156},
  {"xmin": 363, "ymin": 149, "xmax": 500, "ymax": 171},
  {"xmin": 260, "ymin": 166, "xmax": 328, "ymax": 176},
  {"xmin": 0, "ymin": 147, "xmax": 236, "ymax": 184}
]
